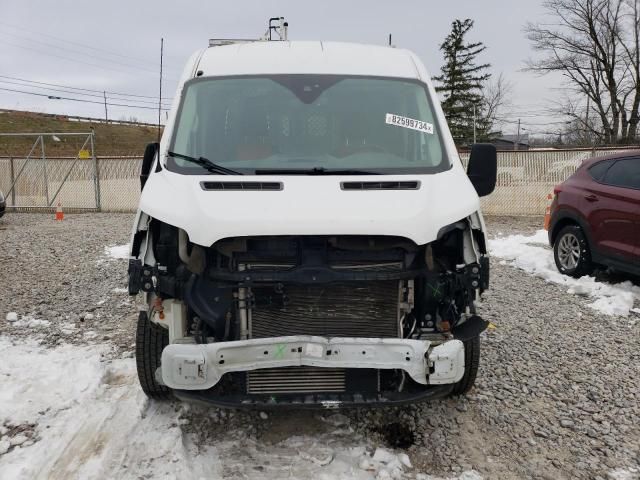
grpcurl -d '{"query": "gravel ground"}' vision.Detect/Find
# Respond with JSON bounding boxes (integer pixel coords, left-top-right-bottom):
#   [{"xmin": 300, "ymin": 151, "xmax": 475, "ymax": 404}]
[
  {"xmin": 1, "ymin": 213, "xmax": 137, "ymax": 352},
  {"xmin": 1, "ymin": 213, "xmax": 639, "ymax": 479}
]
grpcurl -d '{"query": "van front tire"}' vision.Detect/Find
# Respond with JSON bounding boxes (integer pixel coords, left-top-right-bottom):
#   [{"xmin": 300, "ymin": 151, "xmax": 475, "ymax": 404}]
[
  {"xmin": 451, "ymin": 336, "xmax": 480, "ymax": 396},
  {"xmin": 136, "ymin": 311, "xmax": 171, "ymax": 400}
]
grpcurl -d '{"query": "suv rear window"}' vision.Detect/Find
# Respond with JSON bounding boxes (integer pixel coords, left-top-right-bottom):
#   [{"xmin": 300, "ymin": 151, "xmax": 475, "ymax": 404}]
[
  {"xmin": 588, "ymin": 159, "xmax": 614, "ymax": 181},
  {"xmin": 603, "ymin": 158, "xmax": 640, "ymax": 189}
]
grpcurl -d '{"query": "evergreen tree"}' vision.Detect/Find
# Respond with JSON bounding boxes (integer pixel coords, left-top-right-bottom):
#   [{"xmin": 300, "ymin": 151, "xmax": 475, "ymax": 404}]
[{"xmin": 433, "ymin": 19, "xmax": 491, "ymax": 145}]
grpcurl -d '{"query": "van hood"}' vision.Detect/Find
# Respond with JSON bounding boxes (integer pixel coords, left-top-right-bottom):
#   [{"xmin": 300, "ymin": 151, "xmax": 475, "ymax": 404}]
[{"xmin": 139, "ymin": 168, "xmax": 480, "ymax": 247}]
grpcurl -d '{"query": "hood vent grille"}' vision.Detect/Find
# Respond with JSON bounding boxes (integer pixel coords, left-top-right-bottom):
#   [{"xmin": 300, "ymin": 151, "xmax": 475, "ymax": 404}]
[
  {"xmin": 200, "ymin": 181, "xmax": 283, "ymax": 191},
  {"xmin": 341, "ymin": 181, "xmax": 420, "ymax": 190}
]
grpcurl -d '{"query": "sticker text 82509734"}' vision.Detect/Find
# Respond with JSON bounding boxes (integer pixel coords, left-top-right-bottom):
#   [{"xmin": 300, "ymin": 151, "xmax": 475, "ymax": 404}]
[{"xmin": 385, "ymin": 113, "xmax": 434, "ymax": 134}]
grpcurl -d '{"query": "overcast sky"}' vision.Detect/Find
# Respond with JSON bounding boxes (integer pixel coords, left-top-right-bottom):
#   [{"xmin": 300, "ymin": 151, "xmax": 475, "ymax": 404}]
[{"xmin": 1, "ymin": 0, "xmax": 565, "ymax": 136}]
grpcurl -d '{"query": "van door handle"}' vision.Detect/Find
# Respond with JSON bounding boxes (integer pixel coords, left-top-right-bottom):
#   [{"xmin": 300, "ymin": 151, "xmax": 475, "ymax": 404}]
[{"xmin": 585, "ymin": 194, "xmax": 598, "ymax": 202}]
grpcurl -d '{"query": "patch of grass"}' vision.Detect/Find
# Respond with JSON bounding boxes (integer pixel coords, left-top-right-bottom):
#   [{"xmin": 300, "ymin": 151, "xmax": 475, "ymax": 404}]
[{"xmin": 0, "ymin": 109, "xmax": 161, "ymax": 157}]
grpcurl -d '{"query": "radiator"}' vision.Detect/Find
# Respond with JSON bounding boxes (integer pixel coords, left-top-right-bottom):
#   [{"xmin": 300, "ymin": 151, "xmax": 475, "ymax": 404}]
[
  {"xmin": 249, "ymin": 281, "xmax": 400, "ymax": 339},
  {"xmin": 246, "ymin": 367, "xmax": 346, "ymax": 394},
  {"xmin": 246, "ymin": 281, "xmax": 398, "ymax": 395}
]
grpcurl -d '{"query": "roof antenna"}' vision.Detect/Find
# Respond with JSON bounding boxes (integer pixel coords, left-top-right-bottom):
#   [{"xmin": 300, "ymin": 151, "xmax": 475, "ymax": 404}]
[
  {"xmin": 388, "ymin": 34, "xmax": 395, "ymax": 48},
  {"xmin": 157, "ymin": 37, "xmax": 163, "ymax": 145}
]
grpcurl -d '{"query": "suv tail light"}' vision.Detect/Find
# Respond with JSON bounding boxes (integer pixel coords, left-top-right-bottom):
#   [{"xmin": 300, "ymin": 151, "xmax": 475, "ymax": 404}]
[
  {"xmin": 544, "ymin": 189, "xmax": 559, "ymax": 231},
  {"xmin": 553, "ymin": 184, "xmax": 562, "ymax": 194}
]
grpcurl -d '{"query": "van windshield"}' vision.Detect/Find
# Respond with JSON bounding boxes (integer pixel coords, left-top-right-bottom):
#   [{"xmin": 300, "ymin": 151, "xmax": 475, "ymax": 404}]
[{"xmin": 168, "ymin": 75, "xmax": 448, "ymax": 175}]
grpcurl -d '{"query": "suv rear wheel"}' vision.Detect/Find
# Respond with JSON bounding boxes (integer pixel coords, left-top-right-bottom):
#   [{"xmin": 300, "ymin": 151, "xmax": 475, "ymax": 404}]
[
  {"xmin": 136, "ymin": 311, "xmax": 172, "ymax": 400},
  {"xmin": 553, "ymin": 225, "xmax": 594, "ymax": 278}
]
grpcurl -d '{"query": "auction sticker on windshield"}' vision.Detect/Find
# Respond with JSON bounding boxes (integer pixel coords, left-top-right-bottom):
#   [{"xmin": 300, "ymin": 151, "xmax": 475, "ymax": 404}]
[{"xmin": 385, "ymin": 113, "xmax": 434, "ymax": 134}]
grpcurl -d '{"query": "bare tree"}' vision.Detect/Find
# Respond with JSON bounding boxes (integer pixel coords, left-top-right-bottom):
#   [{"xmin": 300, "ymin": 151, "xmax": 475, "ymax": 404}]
[
  {"xmin": 617, "ymin": 0, "xmax": 640, "ymax": 139},
  {"xmin": 525, "ymin": 0, "xmax": 640, "ymax": 144},
  {"xmin": 478, "ymin": 73, "xmax": 512, "ymax": 138}
]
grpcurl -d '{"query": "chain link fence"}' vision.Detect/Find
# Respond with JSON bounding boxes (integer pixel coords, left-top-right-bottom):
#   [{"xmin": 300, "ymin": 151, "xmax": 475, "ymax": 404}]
[
  {"xmin": 0, "ymin": 147, "xmax": 635, "ymax": 215},
  {"xmin": 95, "ymin": 157, "xmax": 141, "ymax": 212},
  {"xmin": 461, "ymin": 148, "xmax": 633, "ymax": 215}
]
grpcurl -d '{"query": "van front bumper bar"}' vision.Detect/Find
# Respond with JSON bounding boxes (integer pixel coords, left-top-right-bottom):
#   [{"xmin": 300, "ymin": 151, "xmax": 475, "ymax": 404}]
[{"xmin": 160, "ymin": 336, "xmax": 465, "ymax": 390}]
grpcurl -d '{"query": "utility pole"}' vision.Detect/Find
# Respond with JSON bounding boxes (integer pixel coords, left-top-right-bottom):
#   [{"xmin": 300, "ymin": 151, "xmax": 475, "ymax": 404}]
[
  {"xmin": 103, "ymin": 91, "xmax": 108, "ymax": 123},
  {"xmin": 514, "ymin": 118, "xmax": 521, "ymax": 151},
  {"xmin": 158, "ymin": 38, "xmax": 164, "ymax": 142}
]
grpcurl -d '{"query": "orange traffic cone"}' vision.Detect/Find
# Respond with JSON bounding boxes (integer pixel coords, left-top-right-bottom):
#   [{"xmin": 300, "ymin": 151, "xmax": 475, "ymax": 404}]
[
  {"xmin": 543, "ymin": 193, "xmax": 552, "ymax": 230},
  {"xmin": 55, "ymin": 202, "xmax": 64, "ymax": 221}
]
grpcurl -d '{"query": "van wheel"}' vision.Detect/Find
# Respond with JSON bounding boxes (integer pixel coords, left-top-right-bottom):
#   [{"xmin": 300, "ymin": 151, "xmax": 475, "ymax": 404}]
[
  {"xmin": 553, "ymin": 225, "xmax": 594, "ymax": 278},
  {"xmin": 136, "ymin": 311, "xmax": 171, "ymax": 400},
  {"xmin": 451, "ymin": 336, "xmax": 480, "ymax": 396}
]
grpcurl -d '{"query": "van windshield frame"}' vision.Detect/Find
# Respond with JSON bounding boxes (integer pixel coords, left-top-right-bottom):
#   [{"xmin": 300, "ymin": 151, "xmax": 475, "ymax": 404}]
[{"xmin": 166, "ymin": 74, "xmax": 451, "ymax": 175}]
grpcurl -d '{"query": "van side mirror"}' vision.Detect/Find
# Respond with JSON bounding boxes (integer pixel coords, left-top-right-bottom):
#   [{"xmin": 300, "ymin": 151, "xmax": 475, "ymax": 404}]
[
  {"xmin": 141, "ymin": 142, "xmax": 159, "ymax": 190},
  {"xmin": 467, "ymin": 143, "xmax": 497, "ymax": 197}
]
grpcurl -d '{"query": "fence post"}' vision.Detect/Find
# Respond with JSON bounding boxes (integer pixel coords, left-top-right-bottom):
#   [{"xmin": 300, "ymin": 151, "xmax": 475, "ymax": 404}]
[
  {"xmin": 90, "ymin": 132, "xmax": 101, "ymax": 211},
  {"xmin": 9, "ymin": 157, "xmax": 15, "ymax": 206},
  {"xmin": 40, "ymin": 135, "xmax": 49, "ymax": 206}
]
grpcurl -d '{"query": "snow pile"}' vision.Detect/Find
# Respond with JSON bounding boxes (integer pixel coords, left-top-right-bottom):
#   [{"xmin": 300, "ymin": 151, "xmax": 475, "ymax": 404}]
[
  {"xmin": 358, "ymin": 447, "xmax": 412, "ymax": 478},
  {"xmin": 417, "ymin": 472, "xmax": 483, "ymax": 480},
  {"xmin": 0, "ymin": 338, "xmax": 479, "ymax": 480},
  {"xmin": 0, "ymin": 337, "xmax": 202, "ymax": 479},
  {"xmin": 104, "ymin": 244, "xmax": 129, "ymax": 259},
  {"xmin": 4, "ymin": 313, "xmax": 50, "ymax": 328},
  {"xmin": 0, "ymin": 338, "xmax": 108, "ymax": 478},
  {"xmin": 608, "ymin": 468, "xmax": 640, "ymax": 480},
  {"xmin": 11, "ymin": 316, "xmax": 51, "ymax": 328},
  {"xmin": 489, "ymin": 230, "xmax": 640, "ymax": 316}
]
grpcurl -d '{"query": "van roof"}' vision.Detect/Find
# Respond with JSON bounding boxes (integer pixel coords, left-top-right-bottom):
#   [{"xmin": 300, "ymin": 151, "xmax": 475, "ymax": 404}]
[{"xmin": 195, "ymin": 41, "xmax": 422, "ymax": 79}]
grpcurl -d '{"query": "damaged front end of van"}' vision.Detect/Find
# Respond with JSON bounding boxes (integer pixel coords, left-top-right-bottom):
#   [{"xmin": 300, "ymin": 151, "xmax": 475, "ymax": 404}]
[{"xmin": 127, "ymin": 41, "xmax": 496, "ymax": 408}]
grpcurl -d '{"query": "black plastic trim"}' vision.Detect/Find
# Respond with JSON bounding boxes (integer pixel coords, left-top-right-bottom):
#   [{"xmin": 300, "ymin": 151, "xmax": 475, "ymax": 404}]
[
  {"xmin": 208, "ymin": 264, "xmax": 429, "ymax": 285},
  {"xmin": 548, "ymin": 209, "xmax": 593, "ymax": 250},
  {"xmin": 436, "ymin": 220, "xmax": 467, "ymax": 240},
  {"xmin": 200, "ymin": 181, "xmax": 283, "ymax": 191},
  {"xmin": 173, "ymin": 385, "xmax": 454, "ymax": 409},
  {"xmin": 341, "ymin": 181, "xmax": 421, "ymax": 190}
]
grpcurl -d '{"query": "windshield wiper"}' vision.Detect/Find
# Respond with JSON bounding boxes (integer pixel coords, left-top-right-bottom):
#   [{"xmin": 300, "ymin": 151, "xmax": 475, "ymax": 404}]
[
  {"xmin": 167, "ymin": 151, "xmax": 242, "ymax": 175},
  {"xmin": 254, "ymin": 167, "xmax": 381, "ymax": 175}
]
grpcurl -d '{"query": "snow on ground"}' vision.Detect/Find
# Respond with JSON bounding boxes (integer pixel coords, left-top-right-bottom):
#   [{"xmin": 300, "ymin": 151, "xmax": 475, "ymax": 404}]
[
  {"xmin": 103, "ymin": 244, "xmax": 129, "ymax": 260},
  {"xmin": 608, "ymin": 468, "xmax": 640, "ymax": 480},
  {"xmin": 10, "ymin": 316, "xmax": 51, "ymax": 329},
  {"xmin": 489, "ymin": 230, "xmax": 640, "ymax": 317},
  {"xmin": 0, "ymin": 337, "xmax": 478, "ymax": 480}
]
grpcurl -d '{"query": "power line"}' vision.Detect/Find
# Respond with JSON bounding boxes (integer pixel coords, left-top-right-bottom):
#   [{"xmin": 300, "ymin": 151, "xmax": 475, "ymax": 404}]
[
  {"xmin": 0, "ymin": 74, "xmax": 173, "ymax": 101},
  {"xmin": 496, "ymin": 117, "xmax": 570, "ymax": 126},
  {"xmin": 0, "ymin": 21, "xmax": 178, "ymax": 68},
  {"xmin": 0, "ymin": 79, "xmax": 172, "ymax": 107},
  {"xmin": 0, "ymin": 39, "xmax": 151, "ymax": 78},
  {"xmin": 0, "ymin": 86, "xmax": 170, "ymax": 111},
  {"xmin": 0, "ymin": 30, "xmax": 171, "ymax": 76},
  {"xmin": 0, "ymin": 39, "xmax": 178, "ymax": 81}
]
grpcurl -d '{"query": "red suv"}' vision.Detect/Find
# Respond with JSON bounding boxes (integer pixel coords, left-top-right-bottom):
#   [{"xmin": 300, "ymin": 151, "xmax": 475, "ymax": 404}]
[{"xmin": 548, "ymin": 151, "xmax": 640, "ymax": 277}]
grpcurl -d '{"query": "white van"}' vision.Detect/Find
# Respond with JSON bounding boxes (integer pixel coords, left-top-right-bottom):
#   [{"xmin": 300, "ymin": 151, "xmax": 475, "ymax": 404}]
[{"xmin": 128, "ymin": 39, "xmax": 496, "ymax": 408}]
